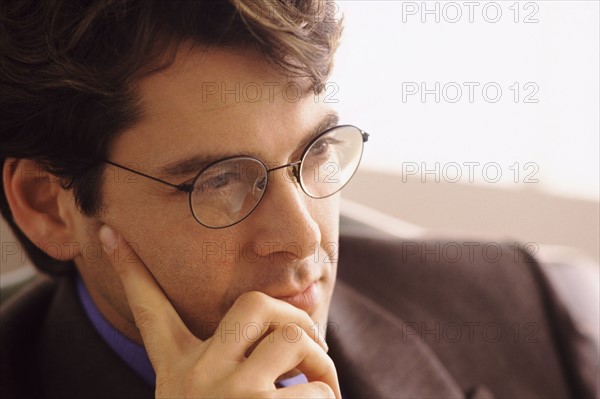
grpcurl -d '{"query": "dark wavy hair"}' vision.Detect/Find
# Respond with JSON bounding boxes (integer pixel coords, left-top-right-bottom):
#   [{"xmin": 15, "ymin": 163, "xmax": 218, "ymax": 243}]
[{"xmin": 0, "ymin": 0, "xmax": 343, "ymax": 274}]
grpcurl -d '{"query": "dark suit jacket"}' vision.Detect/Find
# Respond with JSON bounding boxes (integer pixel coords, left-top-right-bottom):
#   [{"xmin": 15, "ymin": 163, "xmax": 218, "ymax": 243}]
[{"xmin": 1, "ymin": 234, "xmax": 598, "ymax": 398}]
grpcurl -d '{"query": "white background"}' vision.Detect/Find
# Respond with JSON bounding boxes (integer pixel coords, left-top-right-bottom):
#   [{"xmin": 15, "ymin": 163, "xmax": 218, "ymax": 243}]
[{"xmin": 330, "ymin": 0, "xmax": 599, "ymax": 201}]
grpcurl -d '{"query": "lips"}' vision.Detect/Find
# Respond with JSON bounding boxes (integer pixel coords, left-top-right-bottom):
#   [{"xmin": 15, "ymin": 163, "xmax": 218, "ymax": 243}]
[{"xmin": 275, "ymin": 281, "xmax": 321, "ymax": 315}]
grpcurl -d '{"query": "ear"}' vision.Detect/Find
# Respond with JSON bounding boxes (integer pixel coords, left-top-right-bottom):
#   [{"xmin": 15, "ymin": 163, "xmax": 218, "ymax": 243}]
[{"xmin": 3, "ymin": 158, "xmax": 81, "ymax": 261}]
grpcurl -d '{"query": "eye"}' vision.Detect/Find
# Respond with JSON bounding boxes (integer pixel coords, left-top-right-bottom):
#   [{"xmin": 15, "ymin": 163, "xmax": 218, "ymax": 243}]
[
  {"xmin": 198, "ymin": 172, "xmax": 240, "ymax": 193},
  {"xmin": 309, "ymin": 136, "xmax": 341, "ymax": 157}
]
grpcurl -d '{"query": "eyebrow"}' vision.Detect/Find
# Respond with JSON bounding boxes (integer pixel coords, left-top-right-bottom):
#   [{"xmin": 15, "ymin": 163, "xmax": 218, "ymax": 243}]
[
  {"xmin": 292, "ymin": 112, "xmax": 340, "ymax": 156},
  {"xmin": 158, "ymin": 112, "xmax": 340, "ymax": 180}
]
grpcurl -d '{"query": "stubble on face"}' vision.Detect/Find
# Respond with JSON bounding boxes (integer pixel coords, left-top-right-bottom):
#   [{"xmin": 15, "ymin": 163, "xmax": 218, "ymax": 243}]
[{"xmin": 74, "ymin": 45, "xmax": 341, "ymax": 343}]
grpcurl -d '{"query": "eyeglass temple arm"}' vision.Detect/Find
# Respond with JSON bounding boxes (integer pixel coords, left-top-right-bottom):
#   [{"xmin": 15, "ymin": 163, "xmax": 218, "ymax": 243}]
[{"xmin": 103, "ymin": 160, "xmax": 194, "ymax": 193}]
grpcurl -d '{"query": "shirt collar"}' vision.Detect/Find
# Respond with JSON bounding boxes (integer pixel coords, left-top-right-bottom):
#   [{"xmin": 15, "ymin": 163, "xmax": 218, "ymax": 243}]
[
  {"xmin": 76, "ymin": 275, "xmax": 156, "ymax": 386},
  {"xmin": 76, "ymin": 274, "xmax": 308, "ymax": 389}
]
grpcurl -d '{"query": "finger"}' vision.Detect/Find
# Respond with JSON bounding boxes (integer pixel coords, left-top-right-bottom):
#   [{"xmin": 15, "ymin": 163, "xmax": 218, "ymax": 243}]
[
  {"xmin": 272, "ymin": 382, "xmax": 336, "ymax": 399},
  {"xmin": 243, "ymin": 328, "xmax": 341, "ymax": 398},
  {"xmin": 99, "ymin": 224, "xmax": 198, "ymax": 368},
  {"xmin": 209, "ymin": 291, "xmax": 328, "ymax": 359}
]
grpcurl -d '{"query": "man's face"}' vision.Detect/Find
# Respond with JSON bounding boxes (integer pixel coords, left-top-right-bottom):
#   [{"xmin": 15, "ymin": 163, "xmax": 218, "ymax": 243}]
[{"xmin": 74, "ymin": 46, "xmax": 340, "ymax": 342}]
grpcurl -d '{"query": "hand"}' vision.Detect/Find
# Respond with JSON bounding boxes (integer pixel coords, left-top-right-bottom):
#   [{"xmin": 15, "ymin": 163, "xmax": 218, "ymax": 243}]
[{"xmin": 99, "ymin": 225, "xmax": 341, "ymax": 398}]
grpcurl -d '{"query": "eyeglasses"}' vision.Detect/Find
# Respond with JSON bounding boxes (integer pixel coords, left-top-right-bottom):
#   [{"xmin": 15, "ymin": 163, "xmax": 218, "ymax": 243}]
[{"xmin": 105, "ymin": 125, "xmax": 369, "ymax": 228}]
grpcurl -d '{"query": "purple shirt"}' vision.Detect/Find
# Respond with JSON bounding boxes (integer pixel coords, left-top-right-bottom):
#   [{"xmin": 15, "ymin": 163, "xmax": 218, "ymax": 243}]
[
  {"xmin": 76, "ymin": 276, "xmax": 156, "ymax": 386},
  {"xmin": 76, "ymin": 275, "xmax": 309, "ymax": 389}
]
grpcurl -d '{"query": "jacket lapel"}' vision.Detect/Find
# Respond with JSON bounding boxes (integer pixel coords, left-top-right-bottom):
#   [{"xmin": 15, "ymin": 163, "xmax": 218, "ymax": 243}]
[
  {"xmin": 328, "ymin": 281, "xmax": 465, "ymax": 398},
  {"xmin": 38, "ymin": 276, "xmax": 154, "ymax": 399}
]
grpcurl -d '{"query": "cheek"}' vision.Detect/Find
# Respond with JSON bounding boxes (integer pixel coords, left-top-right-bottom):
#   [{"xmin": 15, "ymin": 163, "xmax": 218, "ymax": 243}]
[
  {"xmin": 312, "ymin": 193, "xmax": 340, "ymax": 243},
  {"xmin": 96, "ymin": 179, "xmax": 341, "ymax": 338},
  {"xmin": 311, "ymin": 193, "xmax": 340, "ymax": 313},
  {"xmin": 99, "ymin": 183, "xmax": 239, "ymax": 329},
  {"xmin": 132, "ymin": 225, "xmax": 242, "ymax": 333}
]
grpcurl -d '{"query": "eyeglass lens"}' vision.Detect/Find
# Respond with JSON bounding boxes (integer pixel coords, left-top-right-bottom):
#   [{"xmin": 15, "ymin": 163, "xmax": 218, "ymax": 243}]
[{"xmin": 190, "ymin": 125, "xmax": 365, "ymax": 228}]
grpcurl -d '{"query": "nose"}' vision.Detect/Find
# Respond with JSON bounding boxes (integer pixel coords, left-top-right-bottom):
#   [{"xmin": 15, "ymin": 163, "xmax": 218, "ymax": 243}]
[
  {"xmin": 267, "ymin": 161, "xmax": 301, "ymax": 185},
  {"xmin": 248, "ymin": 162, "xmax": 321, "ymax": 262}
]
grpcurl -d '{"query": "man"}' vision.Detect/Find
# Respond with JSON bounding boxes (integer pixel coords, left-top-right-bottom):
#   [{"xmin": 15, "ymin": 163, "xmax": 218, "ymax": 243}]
[{"xmin": 1, "ymin": 1, "xmax": 597, "ymax": 398}]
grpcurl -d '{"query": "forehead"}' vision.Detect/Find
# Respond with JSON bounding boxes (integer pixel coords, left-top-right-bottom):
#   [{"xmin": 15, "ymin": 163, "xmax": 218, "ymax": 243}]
[{"xmin": 110, "ymin": 46, "xmax": 332, "ymax": 169}]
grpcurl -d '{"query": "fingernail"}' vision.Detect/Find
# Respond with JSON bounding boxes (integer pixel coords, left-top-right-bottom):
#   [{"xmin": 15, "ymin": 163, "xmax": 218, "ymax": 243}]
[{"xmin": 99, "ymin": 225, "xmax": 118, "ymax": 253}]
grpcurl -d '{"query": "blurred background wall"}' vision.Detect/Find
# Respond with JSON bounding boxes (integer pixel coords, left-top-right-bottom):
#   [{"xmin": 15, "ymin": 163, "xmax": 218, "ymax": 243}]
[{"xmin": 342, "ymin": 171, "xmax": 599, "ymax": 262}]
